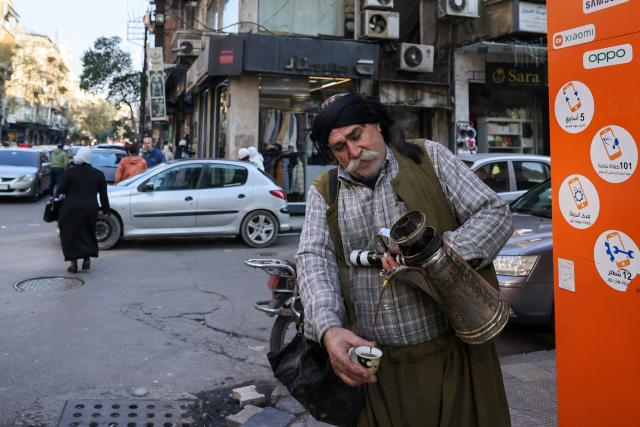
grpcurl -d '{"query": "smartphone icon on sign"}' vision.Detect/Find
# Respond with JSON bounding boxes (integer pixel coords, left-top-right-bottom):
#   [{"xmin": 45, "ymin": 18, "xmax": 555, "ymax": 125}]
[
  {"xmin": 599, "ymin": 127, "xmax": 622, "ymax": 160},
  {"xmin": 606, "ymin": 232, "xmax": 631, "ymax": 269},
  {"xmin": 568, "ymin": 177, "xmax": 588, "ymax": 210},
  {"xmin": 563, "ymin": 82, "xmax": 582, "ymax": 112}
]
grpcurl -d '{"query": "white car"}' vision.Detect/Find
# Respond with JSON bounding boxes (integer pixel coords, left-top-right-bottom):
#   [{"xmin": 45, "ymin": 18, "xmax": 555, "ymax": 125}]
[
  {"xmin": 458, "ymin": 153, "xmax": 551, "ymax": 202},
  {"xmin": 97, "ymin": 159, "xmax": 291, "ymax": 249}
]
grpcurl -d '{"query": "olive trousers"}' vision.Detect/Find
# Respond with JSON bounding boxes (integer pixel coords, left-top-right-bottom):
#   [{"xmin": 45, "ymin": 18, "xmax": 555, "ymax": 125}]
[{"xmin": 357, "ymin": 333, "xmax": 511, "ymax": 427}]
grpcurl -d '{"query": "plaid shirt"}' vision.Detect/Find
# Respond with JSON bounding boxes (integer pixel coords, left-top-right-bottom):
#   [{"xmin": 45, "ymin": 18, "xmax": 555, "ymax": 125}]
[{"xmin": 296, "ymin": 141, "xmax": 513, "ymax": 345}]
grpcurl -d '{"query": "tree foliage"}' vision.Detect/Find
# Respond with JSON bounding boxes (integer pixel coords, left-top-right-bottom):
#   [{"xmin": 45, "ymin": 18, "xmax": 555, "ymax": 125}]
[
  {"xmin": 70, "ymin": 99, "xmax": 117, "ymax": 143},
  {"xmin": 80, "ymin": 37, "xmax": 139, "ymax": 131}
]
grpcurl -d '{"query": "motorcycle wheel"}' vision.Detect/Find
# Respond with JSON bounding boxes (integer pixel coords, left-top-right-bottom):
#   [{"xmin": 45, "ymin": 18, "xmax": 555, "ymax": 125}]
[{"xmin": 269, "ymin": 315, "xmax": 297, "ymax": 354}]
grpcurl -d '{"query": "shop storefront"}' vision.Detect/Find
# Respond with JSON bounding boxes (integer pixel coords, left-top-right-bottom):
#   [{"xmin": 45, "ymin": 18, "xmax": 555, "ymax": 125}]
[
  {"xmin": 471, "ymin": 61, "xmax": 548, "ymax": 155},
  {"xmin": 454, "ymin": 42, "xmax": 549, "ymax": 156},
  {"xmin": 190, "ymin": 33, "xmax": 379, "ymax": 211}
]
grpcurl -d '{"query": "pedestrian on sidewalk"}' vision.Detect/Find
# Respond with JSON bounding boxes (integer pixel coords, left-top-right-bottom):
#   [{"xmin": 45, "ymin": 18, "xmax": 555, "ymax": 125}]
[
  {"xmin": 49, "ymin": 140, "xmax": 69, "ymax": 196},
  {"xmin": 162, "ymin": 141, "xmax": 175, "ymax": 161},
  {"xmin": 57, "ymin": 147, "xmax": 110, "ymax": 273},
  {"xmin": 248, "ymin": 146, "xmax": 265, "ymax": 171},
  {"xmin": 176, "ymin": 137, "xmax": 191, "ymax": 159},
  {"xmin": 297, "ymin": 93, "xmax": 513, "ymax": 426},
  {"xmin": 141, "ymin": 136, "xmax": 165, "ymax": 167},
  {"xmin": 238, "ymin": 147, "xmax": 250, "ymax": 162},
  {"xmin": 115, "ymin": 143, "xmax": 147, "ymax": 183}
]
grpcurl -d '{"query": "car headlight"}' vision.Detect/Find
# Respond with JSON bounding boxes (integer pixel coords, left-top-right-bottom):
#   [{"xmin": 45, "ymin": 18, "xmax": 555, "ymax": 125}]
[
  {"xmin": 493, "ymin": 255, "xmax": 539, "ymax": 277},
  {"xmin": 17, "ymin": 174, "xmax": 35, "ymax": 183}
]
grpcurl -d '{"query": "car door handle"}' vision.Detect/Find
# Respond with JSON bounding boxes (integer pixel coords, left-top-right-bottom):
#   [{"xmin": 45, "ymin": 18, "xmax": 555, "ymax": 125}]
[
  {"xmin": 185, "ymin": 196, "xmax": 193, "ymax": 201},
  {"xmin": 238, "ymin": 194, "xmax": 246, "ymax": 199}
]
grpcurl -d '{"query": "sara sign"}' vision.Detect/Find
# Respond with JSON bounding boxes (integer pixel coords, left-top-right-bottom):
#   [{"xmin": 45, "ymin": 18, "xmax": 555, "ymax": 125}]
[
  {"xmin": 583, "ymin": 43, "xmax": 633, "ymax": 69},
  {"xmin": 486, "ymin": 62, "xmax": 546, "ymax": 90}
]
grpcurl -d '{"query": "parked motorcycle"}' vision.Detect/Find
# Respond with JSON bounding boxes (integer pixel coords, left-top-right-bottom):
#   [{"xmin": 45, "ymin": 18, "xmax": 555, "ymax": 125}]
[
  {"xmin": 244, "ymin": 258, "xmax": 302, "ymax": 354},
  {"xmin": 245, "ymin": 251, "xmax": 390, "ymax": 354}
]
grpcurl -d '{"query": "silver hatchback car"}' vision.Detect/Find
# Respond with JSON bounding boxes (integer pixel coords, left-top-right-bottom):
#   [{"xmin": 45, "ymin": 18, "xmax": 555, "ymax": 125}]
[
  {"xmin": 459, "ymin": 153, "xmax": 551, "ymax": 202},
  {"xmin": 97, "ymin": 159, "xmax": 291, "ymax": 249}
]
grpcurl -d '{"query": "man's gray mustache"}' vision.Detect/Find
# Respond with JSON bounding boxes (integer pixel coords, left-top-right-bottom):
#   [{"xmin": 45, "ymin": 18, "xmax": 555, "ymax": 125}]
[{"xmin": 346, "ymin": 149, "xmax": 381, "ymax": 173}]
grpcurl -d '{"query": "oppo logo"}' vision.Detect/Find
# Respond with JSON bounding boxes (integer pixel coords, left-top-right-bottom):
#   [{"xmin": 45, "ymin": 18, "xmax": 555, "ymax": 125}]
[
  {"xmin": 553, "ymin": 24, "xmax": 595, "ymax": 50},
  {"xmin": 583, "ymin": 44, "xmax": 632, "ymax": 69},
  {"xmin": 583, "ymin": 0, "xmax": 629, "ymax": 14}
]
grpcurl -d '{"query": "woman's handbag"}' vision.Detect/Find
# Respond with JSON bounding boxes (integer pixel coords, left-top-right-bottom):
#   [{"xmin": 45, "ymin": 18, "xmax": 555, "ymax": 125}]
[
  {"xmin": 43, "ymin": 196, "xmax": 63, "ymax": 223},
  {"xmin": 267, "ymin": 316, "xmax": 365, "ymax": 427}
]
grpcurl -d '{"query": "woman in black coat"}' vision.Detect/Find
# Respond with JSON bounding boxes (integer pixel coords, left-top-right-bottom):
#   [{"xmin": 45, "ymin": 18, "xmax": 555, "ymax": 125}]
[{"xmin": 58, "ymin": 147, "xmax": 110, "ymax": 273}]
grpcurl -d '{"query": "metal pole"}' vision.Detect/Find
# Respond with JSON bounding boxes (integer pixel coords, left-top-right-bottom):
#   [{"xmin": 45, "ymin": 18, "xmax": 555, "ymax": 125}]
[{"xmin": 139, "ymin": 26, "xmax": 148, "ymax": 139}]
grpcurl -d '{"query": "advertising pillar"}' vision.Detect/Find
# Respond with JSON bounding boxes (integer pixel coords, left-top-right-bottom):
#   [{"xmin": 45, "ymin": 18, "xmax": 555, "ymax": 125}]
[{"xmin": 548, "ymin": 1, "xmax": 640, "ymax": 425}]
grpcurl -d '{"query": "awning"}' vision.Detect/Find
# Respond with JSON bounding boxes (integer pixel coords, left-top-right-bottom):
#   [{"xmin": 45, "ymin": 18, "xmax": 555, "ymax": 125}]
[{"xmin": 458, "ymin": 41, "xmax": 547, "ymax": 64}]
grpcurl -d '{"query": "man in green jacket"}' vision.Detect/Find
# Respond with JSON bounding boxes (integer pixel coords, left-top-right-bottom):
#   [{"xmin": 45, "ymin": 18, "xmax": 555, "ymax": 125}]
[
  {"xmin": 297, "ymin": 93, "xmax": 512, "ymax": 426},
  {"xmin": 49, "ymin": 141, "xmax": 69, "ymax": 196}
]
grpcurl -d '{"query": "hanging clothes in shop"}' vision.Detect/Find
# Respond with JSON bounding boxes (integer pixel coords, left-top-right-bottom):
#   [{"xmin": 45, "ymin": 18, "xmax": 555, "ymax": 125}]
[{"xmin": 291, "ymin": 156, "xmax": 305, "ymax": 195}]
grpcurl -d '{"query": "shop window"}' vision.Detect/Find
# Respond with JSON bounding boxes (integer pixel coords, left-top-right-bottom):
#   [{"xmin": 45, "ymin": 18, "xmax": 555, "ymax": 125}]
[
  {"xmin": 206, "ymin": 164, "xmax": 247, "ymax": 188},
  {"xmin": 513, "ymin": 161, "xmax": 549, "ymax": 191},
  {"xmin": 474, "ymin": 161, "xmax": 509, "ymax": 193},
  {"xmin": 258, "ymin": 0, "xmax": 346, "ymax": 37}
]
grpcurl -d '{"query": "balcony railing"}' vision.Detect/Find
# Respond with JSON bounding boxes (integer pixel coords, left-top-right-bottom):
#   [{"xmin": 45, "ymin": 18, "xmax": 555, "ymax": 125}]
[{"xmin": 6, "ymin": 105, "xmax": 68, "ymax": 129}]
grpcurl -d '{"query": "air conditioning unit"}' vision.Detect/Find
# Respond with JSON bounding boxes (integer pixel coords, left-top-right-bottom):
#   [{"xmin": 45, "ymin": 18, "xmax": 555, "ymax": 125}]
[
  {"xmin": 175, "ymin": 38, "xmax": 203, "ymax": 56},
  {"xmin": 361, "ymin": 10, "xmax": 399, "ymax": 40},
  {"xmin": 398, "ymin": 43, "xmax": 434, "ymax": 73},
  {"xmin": 362, "ymin": 0, "xmax": 394, "ymax": 10},
  {"xmin": 438, "ymin": 0, "xmax": 479, "ymax": 19}
]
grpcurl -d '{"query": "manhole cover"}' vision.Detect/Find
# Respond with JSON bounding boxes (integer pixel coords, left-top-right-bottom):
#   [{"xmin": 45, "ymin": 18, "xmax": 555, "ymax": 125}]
[
  {"xmin": 14, "ymin": 277, "xmax": 85, "ymax": 293},
  {"xmin": 59, "ymin": 400, "xmax": 196, "ymax": 427}
]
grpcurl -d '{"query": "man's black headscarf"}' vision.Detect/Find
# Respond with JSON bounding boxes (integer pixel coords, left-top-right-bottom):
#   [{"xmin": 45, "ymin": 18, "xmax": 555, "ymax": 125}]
[{"xmin": 309, "ymin": 92, "xmax": 422, "ymax": 164}]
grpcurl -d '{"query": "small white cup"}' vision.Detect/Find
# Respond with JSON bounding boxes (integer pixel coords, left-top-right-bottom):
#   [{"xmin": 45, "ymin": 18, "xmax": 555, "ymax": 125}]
[{"xmin": 348, "ymin": 346, "xmax": 383, "ymax": 374}]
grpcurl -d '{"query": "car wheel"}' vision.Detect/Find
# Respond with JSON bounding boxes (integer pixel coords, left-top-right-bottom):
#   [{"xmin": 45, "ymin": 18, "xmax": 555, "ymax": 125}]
[
  {"xmin": 96, "ymin": 212, "xmax": 121, "ymax": 250},
  {"xmin": 240, "ymin": 210, "xmax": 278, "ymax": 248},
  {"xmin": 30, "ymin": 180, "xmax": 41, "ymax": 201}
]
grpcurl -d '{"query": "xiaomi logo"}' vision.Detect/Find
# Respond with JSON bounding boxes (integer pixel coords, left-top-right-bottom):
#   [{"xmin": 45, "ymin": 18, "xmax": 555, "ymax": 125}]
[
  {"xmin": 583, "ymin": 44, "xmax": 633, "ymax": 69},
  {"xmin": 583, "ymin": 0, "xmax": 629, "ymax": 14},
  {"xmin": 553, "ymin": 24, "xmax": 596, "ymax": 50}
]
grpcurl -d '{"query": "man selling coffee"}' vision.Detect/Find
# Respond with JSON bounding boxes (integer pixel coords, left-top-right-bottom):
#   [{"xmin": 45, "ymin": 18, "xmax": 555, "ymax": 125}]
[{"xmin": 296, "ymin": 93, "xmax": 512, "ymax": 426}]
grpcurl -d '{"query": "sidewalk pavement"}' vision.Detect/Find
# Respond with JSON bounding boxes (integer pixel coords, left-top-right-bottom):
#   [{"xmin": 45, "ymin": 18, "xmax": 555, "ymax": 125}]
[{"xmin": 233, "ymin": 350, "xmax": 557, "ymax": 426}]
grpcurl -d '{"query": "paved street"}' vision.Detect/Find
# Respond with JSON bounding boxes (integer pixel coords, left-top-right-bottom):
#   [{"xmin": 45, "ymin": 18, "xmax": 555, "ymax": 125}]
[{"xmin": 0, "ymin": 199, "xmax": 554, "ymax": 426}]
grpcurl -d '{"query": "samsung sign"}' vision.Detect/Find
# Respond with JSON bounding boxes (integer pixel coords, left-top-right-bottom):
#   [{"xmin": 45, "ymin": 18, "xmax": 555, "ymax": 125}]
[
  {"xmin": 583, "ymin": 44, "xmax": 633, "ymax": 69},
  {"xmin": 583, "ymin": 0, "xmax": 628, "ymax": 14},
  {"xmin": 553, "ymin": 24, "xmax": 596, "ymax": 50}
]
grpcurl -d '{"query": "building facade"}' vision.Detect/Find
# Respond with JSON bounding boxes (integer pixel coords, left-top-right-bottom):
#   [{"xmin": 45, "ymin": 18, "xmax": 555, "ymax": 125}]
[
  {"xmin": 148, "ymin": 0, "xmax": 548, "ymax": 210},
  {"xmin": 4, "ymin": 32, "xmax": 73, "ymax": 145}
]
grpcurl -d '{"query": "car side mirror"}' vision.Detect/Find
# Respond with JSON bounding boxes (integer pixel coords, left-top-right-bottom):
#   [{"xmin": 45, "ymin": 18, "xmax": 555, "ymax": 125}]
[{"xmin": 141, "ymin": 182, "xmax": 155, "ymax": 192}]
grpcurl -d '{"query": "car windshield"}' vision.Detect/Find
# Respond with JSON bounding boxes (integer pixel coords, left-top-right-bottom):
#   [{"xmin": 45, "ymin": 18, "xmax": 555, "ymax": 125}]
[
  {"xmin": 0, "ymin": 150, "xmax": 38, "ymax": 167},
  {"xmin": 91, "ymin": 151, "xmax": 120, "ymax": 167},
  {"xmin": 461, "ymin": 160, "xmax": 474, "ymax": 167},
  {"xmin": 510, "ymin": 180, "xmax": 551, "ymax": 218}
]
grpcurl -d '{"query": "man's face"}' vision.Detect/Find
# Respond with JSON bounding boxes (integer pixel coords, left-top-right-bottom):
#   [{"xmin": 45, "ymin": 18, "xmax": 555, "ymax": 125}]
[
  {"xmin": 142, "ymin": 138, "xmax": 152, "ymax": 152},
  {"xmin": 327, "ymin": 123, "xmax": 386, "ymax": 181}
]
